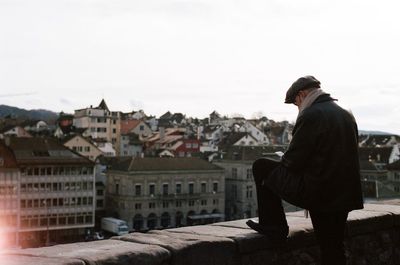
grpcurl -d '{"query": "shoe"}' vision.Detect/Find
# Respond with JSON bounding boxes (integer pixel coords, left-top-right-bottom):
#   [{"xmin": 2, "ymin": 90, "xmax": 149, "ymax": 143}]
[{"xmin": 246, "ymin": 220, "xmax": 288, "ymax": 242}]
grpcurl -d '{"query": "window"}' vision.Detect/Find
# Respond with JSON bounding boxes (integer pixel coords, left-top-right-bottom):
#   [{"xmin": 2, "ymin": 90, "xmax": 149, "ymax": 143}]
[
  {"xmin": 232, "ymin": 168, "xmax": 237, "ymax": 178},
  {"xmin": 246, "ymin": 185, "xmax": 253, "ymax": 198},
  {"xmin": 201, "ymin": 182, "xmax": 207, "ymax": 193},
  {"xmin": 112, "ymin": 128, "xmax": 116, "ymax": 134},
  {"xmin": 149, "ymin": 202, "xmax": 156, "ymax": 209},
  {"xmin": 186, "ymin": 143, "xmax": 192, "ymax": 148},
  {"xmin": 176, "ymin": 200, "xmax": 182, "ymax": 207},
  {"xmin": 162, "ymin": 183, "xmax": 168, "ymax": 195},
  {"xmin": 135, "ymin": 185, "xmax": 141, "ymax": 196},
  {"xmin": 201, "ymin": 199, "xmax": 207, "ymax": 206},
  {"xmin": 149, "ymin": 184, "xmax": 155, "ymax": 196},
  {"xmin": 115, "ymin": 183, "xmax": 119, "ymax": 195},
  {"xmin": 96, "ymin": 189, "xmax": 104, "ymax": 196},
  {"xmin": 135, "ymin": 203, "xmax": 142, "ymax": 209},
  {"xmin": 162, "ymin": 201, "xmax": 169, "ymax": 208},
  {"xmin": 188, "ymin": 183, "xmax": 194, "ymax": 194},
  {"xmin": 176, "ymin": 183, "xmax": 182, "ymax": 194},
  {"xmin": 188, "ymin": 200, "xmax": 195, "ymax": 206},
  {"xmin": 213, "ymin": 182, "xmax": 218, "ymax": 193},
  {"xmin": 84, "ymin": 146, "xmax": 90, "ymax": 152},
  {"xmin": 139, "ymin": 125, "xmax": 144, "ymax": 131},
  {"xmin": 247, "ymin": 168, "xmax": 252, "ymax": 179},
  {"xmin": 213, "ymin": 199, "xmax": 219, "ymax": 205}
]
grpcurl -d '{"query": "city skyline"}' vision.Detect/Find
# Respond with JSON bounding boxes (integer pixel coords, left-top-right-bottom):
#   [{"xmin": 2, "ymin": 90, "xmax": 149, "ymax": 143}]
[{"xmin": 1, "ymin": 0, "xmax": 400, "ymax": 134}]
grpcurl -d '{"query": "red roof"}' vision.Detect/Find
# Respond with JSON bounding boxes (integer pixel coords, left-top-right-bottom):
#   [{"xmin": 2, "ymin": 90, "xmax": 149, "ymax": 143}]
[{"xmin": 120, "ymin": 120, "xmax": 141, "ymax": 134}]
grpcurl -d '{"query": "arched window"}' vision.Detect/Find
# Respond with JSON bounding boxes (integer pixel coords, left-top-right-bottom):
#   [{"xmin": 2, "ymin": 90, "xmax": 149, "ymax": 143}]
[
  {"xmin": 147, "ymin": 213, "xmax": 157, "ymax": 230},
  {"xmin": 133, "ymin": 214, "xmax": 143, "ymax": 231},
  {"xmin": 186, "ymin": 210, "xmax": 196, "ymax": 226},
  {"xmin": 160, "ymin": 212, "xmax": 171, "ymax": 228},
  {"xmin": 175, "ymin": 211, "xmax": 184, "ymax": 227}
]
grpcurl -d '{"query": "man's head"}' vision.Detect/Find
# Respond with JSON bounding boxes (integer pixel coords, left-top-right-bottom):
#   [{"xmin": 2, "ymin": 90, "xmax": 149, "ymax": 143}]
[{"xmin": 285, "ymin": 76, "xmax": 321, "ymax": 105}]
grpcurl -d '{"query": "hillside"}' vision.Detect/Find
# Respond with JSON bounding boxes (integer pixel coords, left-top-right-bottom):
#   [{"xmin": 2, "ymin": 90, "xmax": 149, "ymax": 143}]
[{"xmin": 0, "ymin": 104, "xmax": 58, "ymax": 123}]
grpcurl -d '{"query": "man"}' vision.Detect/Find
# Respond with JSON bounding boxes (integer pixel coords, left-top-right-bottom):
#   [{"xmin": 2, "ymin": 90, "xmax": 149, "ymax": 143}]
[{"xmin": 246, "ymin": 76, "xmax": 363, "ymax": 265}]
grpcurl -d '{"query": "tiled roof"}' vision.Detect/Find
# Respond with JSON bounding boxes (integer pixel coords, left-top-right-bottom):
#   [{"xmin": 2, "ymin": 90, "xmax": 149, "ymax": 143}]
[
  {"xmin": 359, "ymin": 160, "xmax": 380, "ymax": 171},
  {"xmin": 120, "ymin": 120, "xmax": 141, "ymax": 134},
  {"xmin": 387, "ymin": 160, "xmax": 400, "ymax": 170},
  {"xmin": 219, "ymin": 145, "xmax": 287, "ymax": 161},
  {"xmin": 159, "ymin": 111, "xmax": 172, "ymax": 120},
  {"xmin": 6, "ymin": 137, "xmax": 92, "ymax": 165},
  {"xmin": 218, "ymin": 132, "xmax": 252, "ymax": 150},
  {"xmin": 358, "ymin": 147, "xmax": 393, "ymax": 163},
  {"xmin": 98, "ymin": 99, "xmax": 110, "ymax": 111},
  {"xmin": 359, "ymin": 134, "xmax": 400, "ymax": 147},
  {"xmin": 0, "ymin": 124, "xmax": 19, "ymax": 134},
  {"xmin": 109, "ymin": 157, "xmax": 223, "ymax": 172}
]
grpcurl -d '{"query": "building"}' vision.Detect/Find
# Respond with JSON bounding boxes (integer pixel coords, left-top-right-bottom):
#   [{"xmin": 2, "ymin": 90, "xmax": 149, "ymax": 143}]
[
  {"xmin": 63, "ymin": 135, "xmax": 103, "ymax": 161},
  {"xmin": 0, "ymin": 125, "xmax": 32, "ymax": 139},
  {"xmin": 0, "ymin": 142, "xmax": 20, "ymax": 248},
  {"xmin": 73, "ymin": 99, "xmax": 121, "ymax": 153},
  {"xmin": 106, "ymin": 157, "xmax": 225, "ymax": 231},
  {"xmin": 0, "ymin": 137, "xmax": 95, "ymax": 248},
  {"xmin": 214, "ymin": 145, "xmax": 287, "ymax": 220}
]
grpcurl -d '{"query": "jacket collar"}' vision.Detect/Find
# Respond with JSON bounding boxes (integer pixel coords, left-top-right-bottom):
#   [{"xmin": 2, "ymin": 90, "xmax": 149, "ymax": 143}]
[{"xmin": 312, "ymin": 93, "xmax": 337, "ymax": 105}]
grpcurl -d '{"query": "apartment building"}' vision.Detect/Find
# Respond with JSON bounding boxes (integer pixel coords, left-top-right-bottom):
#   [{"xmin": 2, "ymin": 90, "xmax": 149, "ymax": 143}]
[
  {"xmin": 0, "ymin": 142, "xmax": 20, "ymax": 248},
  {"xmin": 0, "ymin": 137, "xmax": 95, "ymax": 248},
  {"xmin": 73, "ymin": 99, "xmax": 121, "ymax": 153},
  {"xmin": 106, "ymin": 157, "xmax": 225, "ymax": 231}
]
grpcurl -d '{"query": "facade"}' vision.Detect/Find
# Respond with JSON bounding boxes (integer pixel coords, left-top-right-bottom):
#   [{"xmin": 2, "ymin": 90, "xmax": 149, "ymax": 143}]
[
  {"xmin": 237, "ymin": 121, "xmax": 270, "ymax": 145},
  {"xmin": 214, "ymin": 145, "xmax": 287, "ymax": 220},
  {"xmin": 63, "ymin": 135, "xmax": 103, "ymax": 161},
  {"xmin": 106, "ymin": 157, "xmax": 225, "ymax": 231},
  {"xmin": 0, "ymin": 142, "xmax": 20, "ymax": 248},
  {"xmin": 73, "ymin": 99, "xmax": 121, "ymax": 153},
  {"xmin": 0, "ymin": 137, "xmax": 95, "ymax": 248},
  {"xmin": 120, "ymin": 133, "xmax": 143, "ymax": 157}
]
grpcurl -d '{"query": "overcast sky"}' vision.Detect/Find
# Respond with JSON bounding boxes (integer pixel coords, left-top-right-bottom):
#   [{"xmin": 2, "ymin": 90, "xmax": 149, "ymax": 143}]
[{"xmin": 1, "ymin": 0, "xmax": 400, "ymax": 134}]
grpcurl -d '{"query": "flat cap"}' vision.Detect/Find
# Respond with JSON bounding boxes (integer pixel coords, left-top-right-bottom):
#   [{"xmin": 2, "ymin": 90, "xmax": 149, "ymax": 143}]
[{"xmin": 285, "ymin": 75, "xmax": 321, "ymax": 104}]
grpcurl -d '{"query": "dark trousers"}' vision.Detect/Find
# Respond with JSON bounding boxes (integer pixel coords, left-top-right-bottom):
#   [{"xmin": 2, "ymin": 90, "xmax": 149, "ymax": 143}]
[
  {"xmin": 253, "ymin": 158, "xmax": 348, "ymax": 265},
  {"xmin": 310, "ymin": 210, "xmax": 348, "ymax": 265}
]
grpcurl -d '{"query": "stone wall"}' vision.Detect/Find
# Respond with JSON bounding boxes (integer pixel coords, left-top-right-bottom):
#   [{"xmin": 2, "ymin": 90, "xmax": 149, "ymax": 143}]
[{"xmin": 2, "ymin": 203, "xmax": 400, "ymax": 265}]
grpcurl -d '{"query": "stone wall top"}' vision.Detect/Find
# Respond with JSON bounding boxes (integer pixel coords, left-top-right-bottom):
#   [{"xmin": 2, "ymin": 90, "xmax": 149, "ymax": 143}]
[{"xmin": 2, "ymin": 203, "xmax": 400, "ymax": 265}]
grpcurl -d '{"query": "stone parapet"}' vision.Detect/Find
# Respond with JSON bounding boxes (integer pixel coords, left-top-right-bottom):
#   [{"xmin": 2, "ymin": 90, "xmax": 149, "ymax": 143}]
[{"xmin": 2, "ymin": 203, "xmax": 400, "ymax": 265}]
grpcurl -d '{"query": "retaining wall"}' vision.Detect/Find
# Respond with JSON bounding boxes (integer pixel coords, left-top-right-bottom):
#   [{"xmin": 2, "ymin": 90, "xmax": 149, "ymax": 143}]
[{"xmin": 2, "ymin": 203, "xmax": 400, "ymax": 265}]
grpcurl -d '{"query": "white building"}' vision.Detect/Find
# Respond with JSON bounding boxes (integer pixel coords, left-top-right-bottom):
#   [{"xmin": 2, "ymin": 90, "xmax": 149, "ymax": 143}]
[{"xmin": 73, "ymin": 99, "xmax": 121, "ymax": 153}]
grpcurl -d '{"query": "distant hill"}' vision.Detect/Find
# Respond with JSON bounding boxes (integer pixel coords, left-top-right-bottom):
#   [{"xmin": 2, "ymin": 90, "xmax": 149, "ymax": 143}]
[
  {"xmin": 359, "ymin": 130, "xmax": 397, "ymax": 136},
  {"xmin": 0, "ymin": 105, "xmax": 59, "ymax": 123}
]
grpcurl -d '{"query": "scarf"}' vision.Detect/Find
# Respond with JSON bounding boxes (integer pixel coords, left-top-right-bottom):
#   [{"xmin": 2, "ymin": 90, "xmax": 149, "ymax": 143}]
[{"xmin": 298, "ymin": 88, "xmax": 326, "ymax": 115}]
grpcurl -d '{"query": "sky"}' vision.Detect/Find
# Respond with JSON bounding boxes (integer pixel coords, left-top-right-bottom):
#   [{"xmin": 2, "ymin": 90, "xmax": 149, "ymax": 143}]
[{"xmin": 0, "ymin": 0, "xmax": 400, "ymax": 134}]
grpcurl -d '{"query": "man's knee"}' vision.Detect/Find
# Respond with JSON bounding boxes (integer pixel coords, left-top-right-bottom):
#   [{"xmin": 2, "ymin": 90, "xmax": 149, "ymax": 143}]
[{"xmin": 252, "ymin": 158, "xmax": 280, "ymax": 183}]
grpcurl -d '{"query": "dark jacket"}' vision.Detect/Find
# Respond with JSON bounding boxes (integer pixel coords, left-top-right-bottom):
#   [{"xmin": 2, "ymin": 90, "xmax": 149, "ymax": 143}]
[{"xmin": 280, "ymin": 94, "xmax": 363, "ymax": 212}]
